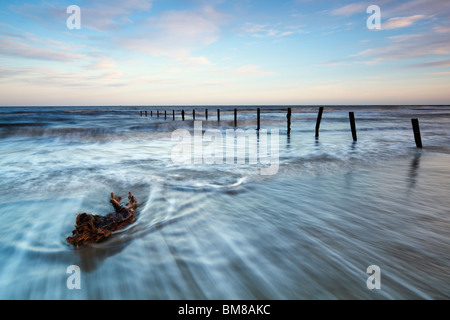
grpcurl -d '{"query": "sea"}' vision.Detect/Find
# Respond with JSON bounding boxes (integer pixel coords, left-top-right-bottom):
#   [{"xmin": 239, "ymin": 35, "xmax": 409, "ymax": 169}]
[{"xmin": 0, "ymin": 105, "xmax": 448, "ymax": 299}]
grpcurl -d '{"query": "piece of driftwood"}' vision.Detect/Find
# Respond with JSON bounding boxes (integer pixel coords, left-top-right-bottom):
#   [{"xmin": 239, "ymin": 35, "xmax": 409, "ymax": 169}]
[{"xmin": 67, "ymin": 192, "xmax": 137, "ymax": 248}]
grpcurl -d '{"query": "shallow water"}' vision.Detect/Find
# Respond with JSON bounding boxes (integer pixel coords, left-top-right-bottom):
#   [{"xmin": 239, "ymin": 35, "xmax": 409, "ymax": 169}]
[{"xmin": 0, "ymin": 106, "xmax": 449, "ymax": 299}]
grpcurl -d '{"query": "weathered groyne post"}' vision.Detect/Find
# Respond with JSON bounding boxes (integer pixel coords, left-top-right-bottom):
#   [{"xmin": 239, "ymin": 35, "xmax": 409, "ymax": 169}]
[
  {"xmin": 234, "ymin": 109, "xmax": 237, "ymax": 127},
  {"xmin": 257, "ymin": 108, "xmax": 261, "ymax": 131},
  {"xmin": 287, "ymin": 108, "xmax": 292, "ymax": 136},
  {"xmin": 193, "ymin": 110, "xmax": 196, "ymax": 121},
  {"xmin": 182, "ymin": 110, "xmax": 185, "ymax": 121},
  {"xmin": 217, "ymin": 109, "xmax": 220, "ymax": 122},
  {"xmin": 349, "ymin": 112, "xmax": 357, "ymax": 142},
  {"xmin": 315, "ymin": 107, "xmax": 324, "ymax": 138},
  {"xmin": 205, "ymin": 109, "xmax": 208, "ymax": 120},
  {"xmin": 411, "ymin": 119, "xmax": 423, "ymax": 148}
]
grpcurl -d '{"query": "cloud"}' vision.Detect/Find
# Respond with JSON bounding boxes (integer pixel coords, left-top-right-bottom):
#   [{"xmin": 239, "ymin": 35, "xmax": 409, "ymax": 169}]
[
  {"xmin": 1, "ymin": 2, "xmax": 230, "ymax": 92},
  {"xmin": 331, "ymin": 2, "xmax": 367, "ymax": 16},
  {"xmin": 9, "ymin": 2, "xmax": 65, "ymax": 27},
  {"xmin": 353, "ymin": 27, "xmax": 450, "ymax": 63},
  {"xmin": 434, "ymin": 26, "xmax": 450, "ymax": 33},
  {"xmin": 0, "ymin": 68, "xmax": 29, "ymax": 78},
  {"xmin": 382, "ymin": 15, "xmax": 427, "ymax": 30},
  {"xmin": 178, "ymin": 56, "xmax": 214, "ymax": 66},
  {"xmin": 241, "ymin": 23, "xmax": 272, "ymax": 37},
  {"xmin": 0, "ymin": 65, "xmax": 131, "ymax": 88},
  {"xmin": 318, "ymin": 60, "xmax": 347, "ymax": 67},
  {"xmin": 11, "ymin": 0, "xmax": 153, "ymax": 33},
  {"xmin": 0, "ymin": 28, "xmax": 94, "ymax": 66},
  {"xmin": 86, "ymin": 54, "xmax": 117, "ymax": 70},
  {"xmin": 426, "ymin": 71, "xmax": 450, "ymax": 76},
  {"xmin": 233, "ymin": 65, "xmax": 275, "ymax": 76},
  {"xmin": 407, "ymin": 59, "xmax": 450, "ymax": 68},
  {"xmin": 0, "ymin": 66, "xmax": 81, "ymax": 86},
  {"xmin": 0, "ymin": 38, "xmax": 86, "ymax": 62},
  {"xmin": 330, "ymin": 0, "xmax": 450, "ymax": 21},
  {"xmin": 118, "ymin": 5, "xmax": 226, "ymax": 59},
  {"xmin": 382, "ymin": 0, "xmax": 450, "ymax": 19},
  {"xmin": 80, "ymin": 0, "xmax": 153, "ymax": 32},
  {"xmin": 240, "ymin": 22, "xmax": 306, "ymax": 38}
]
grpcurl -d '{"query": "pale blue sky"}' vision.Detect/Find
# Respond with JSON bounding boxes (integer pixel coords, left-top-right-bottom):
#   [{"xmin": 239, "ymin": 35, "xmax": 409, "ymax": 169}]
[{"xmin": 1, "ymin": 0, "xmax": 449, "ymax": 106}]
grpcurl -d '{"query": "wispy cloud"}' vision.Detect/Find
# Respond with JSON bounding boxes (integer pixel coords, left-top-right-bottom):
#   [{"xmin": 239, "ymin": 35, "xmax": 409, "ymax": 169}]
[
  {"xmin": 118, "ymin": 5, "xmax": 226, "ymax": 60},
  {"xmin": 382, "ymin": 15, "xmax": 428, "ymax": 30},
  {"xmin": 240, "ymin": 22, "xmax": 306, "ymax": 38},
  {"xmin": 233, "ymin": 65, "xmax": 275, "ymax": 76},
  {"xmin": 0, "ymin": 38, "xmax": 86, "ymax": 62},
  {"xmin": 382, "ymin": 0, "xmax": 450, "ymax": 18},
  {"xmin": 331, "ymin": 2, "xmax": 367, "ymax": 17},
  {"xmin": 434, "ymin": 25, "xmax": 450, "ymax": 33},
  {"xmin": 85, "ymin": 54, "xmax": 117, "ymax": 70},
  {"xmin": 11, "ymin": 0, "xmax": 153, "ymax": 32},
  {"xmin": 178, "ymin": 56, "xmax": 214, "ymax": 66},
  {"xmin": 353, "ymin": 28, "xmax": 450, "ymax": 63},
  {"xmin": 0, "ymin": 65, "xmax": 137, "ymax": 89},
  {"xmin": 407, "ymin": 59, "xmax": 450, "ymax": 68},
  {"xmin": 426, "ymin": 71, "xmax": 450, "ymax": 75},
  {"xmin": 81, "ymin": 0, "xmax": 153, "ymax": 32},
  {"xmin": 318, "ymin": 60, "xmax": 348, "ymax": 67}
]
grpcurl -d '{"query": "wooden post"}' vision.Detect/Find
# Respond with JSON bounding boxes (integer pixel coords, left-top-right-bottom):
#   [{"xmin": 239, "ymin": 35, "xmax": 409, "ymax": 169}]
[
  {"xmin": 157, "ymin": 110, "xmax": 160, "ymax": 118},
  {"xmin": 287, "ymin": 108, "xmax": 292, "ymax": 136},
  {"xmin": 165, "ymin": 110, "xmax": 167, "ymax": 120},
  {"xmin": 193, "ymin": 110, "xmax": 196, "ymax": 121},
  {"xmin": 315, "ymin": 107, "xmax": 324, "ymax": 138},
  {"xmin": 140, "ymin": 111, "xmax": 143, "ymax": 117},
  {"xmin": 217, "ymin": 109, "xmax": 220, "ymax": 122},
  {"xmin": 205, "ymin": 109, "xmax": 208, "ymax": 120},
  {"xmin": 349, "ymin": 112, "xmax": 357, "ymax": 142},
  {"xmin": 151, "ymin": 111, "xmax": 153, "ymax": 117},
  {"xmin": 234, "ymin": 108, "xmax": 237, "ymax": 127},
  {"xmin": 182, "ymin": 110, "xmax": 185, "ymax": 121},
  {"xmin": 411, "ymin": 119, "xmax": 423, "ymax": 148},
  {"xmin": 257, "ymin": 108, "xmax": 261, "ymax": 131},
  {"xmin": 173, "ymin": 110, "xmax": 175, "ymax": 121},
  {"xmin": 145, "ymin": 111, "xmax": 148, "ymax": 117}
]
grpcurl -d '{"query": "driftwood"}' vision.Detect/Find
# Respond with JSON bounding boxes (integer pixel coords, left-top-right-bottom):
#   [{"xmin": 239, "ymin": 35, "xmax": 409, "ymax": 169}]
[{"xmin": 67, "ymin": 192, "xmax": 137, "ymax": 248}]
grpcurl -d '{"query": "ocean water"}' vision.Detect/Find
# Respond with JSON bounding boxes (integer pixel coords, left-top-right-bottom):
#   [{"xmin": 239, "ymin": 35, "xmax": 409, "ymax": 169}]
[{"xmin": 0, "ymin": 105, "xmax": 449, "ymax": 299}]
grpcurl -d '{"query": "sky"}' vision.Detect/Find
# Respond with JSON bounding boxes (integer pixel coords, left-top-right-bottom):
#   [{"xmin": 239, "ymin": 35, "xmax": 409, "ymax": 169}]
[{"xmin": 0, "ymin": 0, "xmax": 449, "ymax": 106}]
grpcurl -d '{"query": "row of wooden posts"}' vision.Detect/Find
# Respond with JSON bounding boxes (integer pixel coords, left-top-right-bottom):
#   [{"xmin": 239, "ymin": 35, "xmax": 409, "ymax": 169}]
[{"xmin": 140, "ymin": 107, "xmax": 423, "ymax": 148}]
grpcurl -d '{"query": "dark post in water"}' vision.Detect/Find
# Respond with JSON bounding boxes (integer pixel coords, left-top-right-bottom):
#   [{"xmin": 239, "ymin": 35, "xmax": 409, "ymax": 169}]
[
  {"xmin": 234, "ymin": 109, "xmax": 237, "ymax": 127},
  {"xmin": 217, "ymin": 109, "xmax": 220, "ymax": 122},
  {"xmin": 411, "ymin": 119, "xmax": 423, "ymax": 148},
  {"xmin": 182, "ymin": 110, "xmax": 185, "ymax": 121},
  {"xmin": 193, "ymin": 110, "xmax": 196, "ymax": 121},
  {"xmin": 165, "ymin": 110, "xmax": 167, "ymax": 120},
  {"xmin": 257, "ymin": 108, "xmax": 261, "ymax": 131},
  {"xmin": 205, "ymin": 109, "xmax": 208, "ymax": 120},
  {"xmin": 150, "ymin": 111, "xmax": 153, "ymax": 117},
  {"xmin": 349, "ymin": 112, "xmax": 357, "ymax": 142},
  {"xmin": 173, "ymin": 110, "xmax": 175, "ymax": 121},
  {"xmin": 315, "ymin": 107, "xmax": 324, "ymax": 138},
  {"xmin": 287, "ymin": 108, "xmax": 292, "ymax": 136}
]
